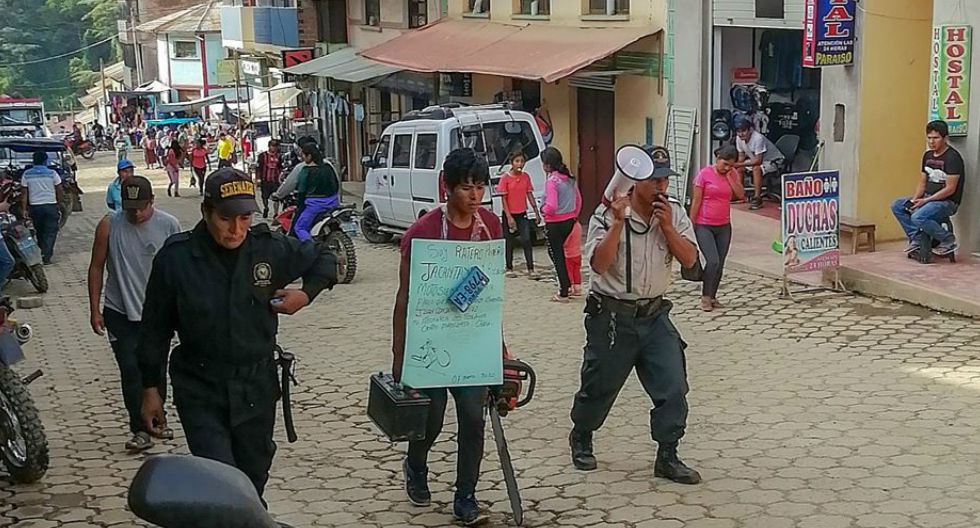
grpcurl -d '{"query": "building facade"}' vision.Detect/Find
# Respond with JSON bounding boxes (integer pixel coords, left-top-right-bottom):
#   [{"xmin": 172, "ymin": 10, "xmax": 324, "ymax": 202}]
[{"xmin": 119, "ymin": 0, "xmax": 204, "ymax": 88}]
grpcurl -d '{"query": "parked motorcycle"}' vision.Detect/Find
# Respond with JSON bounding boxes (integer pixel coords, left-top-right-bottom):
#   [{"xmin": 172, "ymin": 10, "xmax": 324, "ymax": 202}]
[
  {"xmin": 273, "ymin": 195, "xmax": 358, "ymax": 284},
  {"xmin": 58, "ymin": 168, "xmax": 84, "ymax": 229},
  {"xmin": 0, "ymin": 296, "xmax": 48, "ymax": 484},
  {"xmin": 1, "ymin": 213, "xmax": 48, "ymax": 293},
  {"xmin": 129, "ymin": 454, "xmax": 291, "ymax": 528}
]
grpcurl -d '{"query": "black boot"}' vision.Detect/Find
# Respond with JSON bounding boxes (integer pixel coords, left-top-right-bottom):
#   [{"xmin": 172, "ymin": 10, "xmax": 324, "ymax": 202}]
[
  {"xmin": 569, "ymin": 429, "xmax": 597, "ymax": 471},
  {"xmin": 654, "ymin": 442, "xmax": 701, "ymax": 484}
]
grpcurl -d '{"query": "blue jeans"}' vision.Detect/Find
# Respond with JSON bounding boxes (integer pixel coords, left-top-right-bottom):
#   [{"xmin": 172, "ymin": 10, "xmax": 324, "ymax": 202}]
[
  {"xmin": 891, "ymin": 197, "xmax": 957, "ymax": 243},
  {"xmin": 0, "ymin": 241, "xmax": 13, "ymax": 293}
]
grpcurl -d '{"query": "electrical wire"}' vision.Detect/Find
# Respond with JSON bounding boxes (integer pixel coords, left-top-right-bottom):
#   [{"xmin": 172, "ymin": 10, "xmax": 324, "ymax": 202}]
[{"xmin": 0, "ymin": 36, "xmax": 116, "ymax": 68}]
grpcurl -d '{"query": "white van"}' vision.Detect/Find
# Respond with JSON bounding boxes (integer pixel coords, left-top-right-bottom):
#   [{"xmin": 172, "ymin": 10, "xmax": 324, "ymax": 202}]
[{"xmin": 360, "ymin": 104, "xmax": 548, "ymax": 243}]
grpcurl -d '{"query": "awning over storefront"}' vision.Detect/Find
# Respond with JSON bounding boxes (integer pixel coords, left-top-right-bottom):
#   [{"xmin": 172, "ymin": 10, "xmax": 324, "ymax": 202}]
[
  {"xmin": 282, "ymin": 47, "xmax": 399, "ymax": 83},
  {"xmin": 136, "ymin": 80, "xmax": 172, "ymax": 94},
  {"xmin": 158, "ymin": 94, "xmax": 226, "ymax": 114},
  {"xmin": 248, "ymin": 83, "xmax": 302, "ymax": 121},
  {"xmin": 360, "ymin": 20, "xmax": 658, "ymax": 83}
]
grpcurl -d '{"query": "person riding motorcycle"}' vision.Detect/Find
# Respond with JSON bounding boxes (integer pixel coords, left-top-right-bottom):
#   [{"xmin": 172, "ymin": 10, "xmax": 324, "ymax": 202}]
[{"xmin": 292, "ymin": 143, "xmax": 340, "ymax": 242}]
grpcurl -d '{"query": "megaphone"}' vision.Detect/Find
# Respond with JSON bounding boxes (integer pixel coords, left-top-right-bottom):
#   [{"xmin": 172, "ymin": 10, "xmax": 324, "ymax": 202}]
[{"xmin": 616, "ymin": 145, "xmax": 655, "ymax": 181}]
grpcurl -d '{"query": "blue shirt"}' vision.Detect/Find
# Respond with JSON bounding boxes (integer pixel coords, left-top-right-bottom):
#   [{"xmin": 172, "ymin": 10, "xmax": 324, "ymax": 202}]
[{"xmin": 107, "ymin": 177, "xmax": 122, "ymax": 211}]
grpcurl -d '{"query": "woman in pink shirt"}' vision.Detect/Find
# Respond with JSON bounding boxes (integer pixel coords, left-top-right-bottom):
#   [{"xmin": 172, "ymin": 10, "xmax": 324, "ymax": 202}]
[
  {"xmin": 541, "ymin": 147, "xmax": 582, "ymax": 302},
  {"xmin": 689, "ymin": 145, "xmax": 745, "ymax": 311}
]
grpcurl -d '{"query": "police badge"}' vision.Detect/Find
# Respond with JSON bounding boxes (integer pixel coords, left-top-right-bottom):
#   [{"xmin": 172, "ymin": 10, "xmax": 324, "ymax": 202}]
[{"xmin": 253, "ymin": 262, "xmax": 272, "ymax": 287}]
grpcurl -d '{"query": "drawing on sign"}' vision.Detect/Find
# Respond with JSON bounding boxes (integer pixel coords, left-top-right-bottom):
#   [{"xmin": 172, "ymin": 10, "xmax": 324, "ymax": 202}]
[
  {"xmin": 781, "ymin": 171, "xmax": 841, "ymax": 274},
  {"xmin": 402, "ymin": 239, "xmax": 505, "ymax": 389},
  {"xmin": 409, "ymin": 340, "xmax": 452, "ymax": 371}
]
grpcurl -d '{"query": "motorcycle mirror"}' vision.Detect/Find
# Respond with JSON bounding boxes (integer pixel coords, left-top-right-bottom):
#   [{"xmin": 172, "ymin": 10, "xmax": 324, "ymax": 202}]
[{"xmin": 128, "ymin": 455, "xmax": 279, "ymax": 528}]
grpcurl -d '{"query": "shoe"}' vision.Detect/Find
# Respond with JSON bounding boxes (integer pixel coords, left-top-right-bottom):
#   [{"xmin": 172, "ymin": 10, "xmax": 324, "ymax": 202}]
[
  {"xmin": 167, "ymin": 187, "xmax": 172, "ymax": 197},
  {"xmin": 569, "ymin": 430, "xmax": 597, "ymax": 471},
  {"xmin": 699, "ymin": 298, "xmax": 714, "ymax": 312},
  {"xmin": 506, "ymin": 270, "xmax": 519, "ymax": 278},
  {"xmin": 174, "ymin": 192, "xmax": 180, "ymax": 197},
  {"xmin": 933, "ymin": 237, "xmax": 958, "ymax": 255},
  {"xmin": 654, "ymin": 441, "xmax": 702, "ymax": 484},
  {"xmin": 710, "ymin": 298, "xmax": 724, "ymax": 309},
  {"xmin": 263, "ymin": 209, "xmax": 269, "ymax": 219},
  {"xmin": 749, "ymin": 197, "xmax": 763, "ymax": 211},
  {"xmin": 152, "ymin": 427, "xmax": 174, "ymax": 441},
  {"xmin": 402, "ymin": 458, "xmax": 431, "ymax": 507},
  {"xmin": 125, "ymin": 432, "xmax": 153, "ymax": 453},
  {"xmin": 904, "ymin": 241, "xmax": 921, "ymax": 254},
  {"xmin": 452, "ymin": 493, "xmax": 487, "ymax": 526}
]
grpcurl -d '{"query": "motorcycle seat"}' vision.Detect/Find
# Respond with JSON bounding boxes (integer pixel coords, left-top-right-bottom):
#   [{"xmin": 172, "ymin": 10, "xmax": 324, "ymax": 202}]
[{"xmin": 128, "ymin": 455, "xmax": 279, "ymax": 528}]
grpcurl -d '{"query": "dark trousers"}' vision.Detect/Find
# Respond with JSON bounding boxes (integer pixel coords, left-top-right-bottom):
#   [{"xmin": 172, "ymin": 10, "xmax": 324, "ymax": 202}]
[
  {"xmin": 192, "ymin": 167, "xmax": 207, "ymax": 191},
  {"xmin": 571, "ymin": 297, "xmax": 689, "ymax": 444},
  {"xmin": 218, "ymin": 158, "xmax": 232, "ymax": 168},
  {"xmin": 694, "ymin": 224, "xmax": 732, "ymax": 299},
  {"xmin": 407, "ymin": 386, "xmax": 488, "ymax": 496},
  {"xmin": 546, "ymin": 219, "xmax": 576, "ymax": 297},
  {"xmin": 103, "ymin": 308, "xmax": 167, "ymax": 434},
  {"xmin": 501, "ymin": 213, "xmax": 534, "ymax": 271},
  {"xmin": 170, "ymin": 360, "xmax": 279, "ymax": 498},
  {"xmin": 28, "ymin": 204, "xmax": 59, "ymax": 262},
  {"xmin": 260, "ymin": 182, "xmax": 278, "ymax": 215}
]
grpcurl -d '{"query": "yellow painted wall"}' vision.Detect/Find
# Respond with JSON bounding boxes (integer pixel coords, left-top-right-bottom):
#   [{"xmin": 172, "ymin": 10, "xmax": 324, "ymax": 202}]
[
  {"xmin": 855, "ymin": 0, "xmax": 933, "ymax": 240},
  {"xmin": 542, "ymin": 80, "xmax": 576, "ymax": 168},
  {"xmin": 469, "ymin": 74, "xmax": 510, "ymax": 103}
]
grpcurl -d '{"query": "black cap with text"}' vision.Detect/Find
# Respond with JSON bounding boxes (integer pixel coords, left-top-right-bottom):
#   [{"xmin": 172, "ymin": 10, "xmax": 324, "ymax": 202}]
[
  {"xmin": 203, "ymin": 167, "xmax": 260, "ymax": 216},
  {"xmin": 122, "ymin": 176, "xmax": 153, "ymax": 210}
]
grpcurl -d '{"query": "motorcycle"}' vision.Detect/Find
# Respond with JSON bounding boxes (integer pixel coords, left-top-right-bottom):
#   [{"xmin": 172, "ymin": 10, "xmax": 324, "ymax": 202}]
[
  {"xmin": 58, "ymin": 167, "xmax": 84, "ymax": 229},
  {"xmin": 0, "ymin": 296, "xmax": 48, "ymax": 484},
  {"xmin": 64, "ymin": 136, "xmax": 96, "ymax": 160},
  {"xmin": 0, "ymin": 137, "xmax": 80, "ymax": 229},
  {"xmin": 274, "ymin": 194, "xmax": 358, "ymax": 284},
  {"xmin": 1, "ymin": 213, "xmax": 48, "ymax": 293},
  {"xmin": 129, "ymin": 454, "xmax": 292, "ymax": 528}
]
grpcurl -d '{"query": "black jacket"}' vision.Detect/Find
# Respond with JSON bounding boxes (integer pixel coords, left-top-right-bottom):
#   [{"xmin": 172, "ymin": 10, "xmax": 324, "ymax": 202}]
[{"xmin": 137, "ymin": 221, "xmax": 336, "ymax": 388}]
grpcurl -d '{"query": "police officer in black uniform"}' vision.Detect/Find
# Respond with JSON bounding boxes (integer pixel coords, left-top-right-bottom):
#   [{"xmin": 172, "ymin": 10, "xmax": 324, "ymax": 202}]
[
  {"xmin": 569, "ymin": 157, "xmax": 703, "ymax": 484},
  {"xmin": 137, "ymin": 167, "xmax": 336, "ymax": 498}
]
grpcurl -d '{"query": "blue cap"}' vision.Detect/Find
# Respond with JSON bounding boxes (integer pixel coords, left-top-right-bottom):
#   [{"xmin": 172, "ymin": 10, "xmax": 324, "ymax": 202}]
[{"xmin": 117, "ymin": 159, "xmax": 135, "ymax": 172}]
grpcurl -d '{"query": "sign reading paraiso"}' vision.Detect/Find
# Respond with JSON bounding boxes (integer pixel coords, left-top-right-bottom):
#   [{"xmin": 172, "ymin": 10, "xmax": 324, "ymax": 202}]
[
  {"xmin": 802, "ymin": 0, "xmax": 856, "ymax": 68},
  {"xmin": 930, "ymin": 25, "xmax": 973, "ymax": 136}
]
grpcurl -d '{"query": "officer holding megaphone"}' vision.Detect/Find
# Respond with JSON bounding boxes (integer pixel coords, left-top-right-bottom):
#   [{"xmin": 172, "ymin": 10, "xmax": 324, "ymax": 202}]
[{"xmin": 568, "ymin": 145, "xmax": 704, "ymax": 485}]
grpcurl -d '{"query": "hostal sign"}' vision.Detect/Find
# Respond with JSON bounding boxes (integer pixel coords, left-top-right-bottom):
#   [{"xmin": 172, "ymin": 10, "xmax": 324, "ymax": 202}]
[
  {"xmin": 802, "ymin": 0, "xmax": 856, "ymax": 68},
  {"xmin": 930, "ymin": 25, "xmax": 973, "ymax": 136}
]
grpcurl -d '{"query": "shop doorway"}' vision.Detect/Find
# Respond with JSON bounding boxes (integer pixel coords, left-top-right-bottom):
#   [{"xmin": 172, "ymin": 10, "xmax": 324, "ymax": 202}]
[{"xmin": 577, "ymin": 88, "xmax": 615, "ymax": 223}]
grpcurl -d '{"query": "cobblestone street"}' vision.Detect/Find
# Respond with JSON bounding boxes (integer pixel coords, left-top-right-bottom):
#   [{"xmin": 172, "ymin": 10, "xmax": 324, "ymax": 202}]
[{"xmin": 2, "ymin": 154, "xmax": 980, "ymax": 527}]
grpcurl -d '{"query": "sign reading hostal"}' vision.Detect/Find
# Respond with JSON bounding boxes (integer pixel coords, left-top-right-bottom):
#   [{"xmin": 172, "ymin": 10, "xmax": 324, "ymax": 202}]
[
  {"xmin": 930, "ymin": 25, "xmax": 972, "ymax": 136},
  {"xmin": 802, "ymin": 0, "xmax": 856, "ymax": 68}
]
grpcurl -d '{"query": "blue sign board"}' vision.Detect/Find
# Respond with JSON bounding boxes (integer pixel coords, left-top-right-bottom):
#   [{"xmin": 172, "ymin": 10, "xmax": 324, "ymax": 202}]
[{"xmin": 802, "ymin": 0, "xmax": 856, "ymax": 68}]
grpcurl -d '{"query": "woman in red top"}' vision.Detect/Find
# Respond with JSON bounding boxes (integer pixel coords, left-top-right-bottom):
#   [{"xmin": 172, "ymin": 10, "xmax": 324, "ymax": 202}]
[
  {"xmin": 495, "ymin": 151, "xmax": 542, "ymax": 278},
  {"xmin": 189, "ymin": 139, "xmax": 211, "ymax": 195}
]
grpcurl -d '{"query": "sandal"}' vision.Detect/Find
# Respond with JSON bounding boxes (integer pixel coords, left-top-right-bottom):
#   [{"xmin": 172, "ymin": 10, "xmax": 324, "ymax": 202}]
[
  {"xmin": 152, "ymin": 427, "xmax": 175, "ymax": 441},
  {"xmin": 125, "ymin": 432, "xmax": 153, "ymax": 453},
  {"xmin": 551, "ymin": 294, "xmax": 570, "ymax": 303}
]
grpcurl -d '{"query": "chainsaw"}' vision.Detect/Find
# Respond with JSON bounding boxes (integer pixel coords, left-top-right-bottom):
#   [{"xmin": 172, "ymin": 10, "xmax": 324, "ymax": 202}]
[{"xmin": 488, "ymin": 358, "xmax": 536, "ymax": 527}]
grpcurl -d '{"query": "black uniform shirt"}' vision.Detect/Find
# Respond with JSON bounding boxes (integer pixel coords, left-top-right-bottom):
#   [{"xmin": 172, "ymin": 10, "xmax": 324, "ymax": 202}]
[{"xmin": 137, "ymin": 221, "xmax": 336, "ymax": 388}]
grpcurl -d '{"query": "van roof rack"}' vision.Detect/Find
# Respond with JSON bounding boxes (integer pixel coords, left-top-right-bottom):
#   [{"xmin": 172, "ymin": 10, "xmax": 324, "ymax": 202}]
[{"xmin": 400, "ymin": 102, "xmax": 521, "ymax": 122}]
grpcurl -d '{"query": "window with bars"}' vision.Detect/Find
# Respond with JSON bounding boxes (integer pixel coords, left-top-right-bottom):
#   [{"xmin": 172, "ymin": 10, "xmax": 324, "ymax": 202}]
[
  {"xmin": 519, "ymin": 0, "xmax": 548, "ymax": 15},
  {"xmin": 468, "ymin": 0, "xmax": 489, "ymax": 14},
  {"xmin": 588, "ymin": 0, "xmax": 628, "ymax": 15},
  {"xmin": 364, "ymin": 0, "xmax": 380, "ymax": 25}
]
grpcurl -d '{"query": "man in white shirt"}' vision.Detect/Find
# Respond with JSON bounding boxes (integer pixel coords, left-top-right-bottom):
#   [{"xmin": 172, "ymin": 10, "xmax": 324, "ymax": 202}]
[
  {"xmin": 21, "ymin": 151, "xmax": 63, "ymax": 264},
  {"xmin": 734, "ymin": 118, "xmax": 784, "ymax": 210}
]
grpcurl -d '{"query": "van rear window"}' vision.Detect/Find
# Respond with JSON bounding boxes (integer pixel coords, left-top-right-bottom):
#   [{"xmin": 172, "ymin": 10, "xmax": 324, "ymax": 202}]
[{"xmin": 457, "ymin": 121, "xmax": 540, "ymax": 166}]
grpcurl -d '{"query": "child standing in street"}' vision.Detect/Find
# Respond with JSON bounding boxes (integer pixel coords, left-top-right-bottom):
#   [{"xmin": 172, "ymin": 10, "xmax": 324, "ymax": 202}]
[
  {"xmin": 495, "ymin": 151, "xmax": 542, "ymax": 278},
  {"xmin": 164, "ymin": 143, "xmax": 182, "ymax": 197},
  {"xmin": 564, "ymin": 220, "xmax": 583, "ymax": 297}
]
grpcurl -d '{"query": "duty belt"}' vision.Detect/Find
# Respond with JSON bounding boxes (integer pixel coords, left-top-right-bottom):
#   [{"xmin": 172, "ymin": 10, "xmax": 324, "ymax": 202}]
[
  {"xmin": 172, "ymin": 346, "xmax": 274, "ymax": 379},
  {"xmin": 590, "ymin": 292, "xmax": 664, "ymax": 318}
]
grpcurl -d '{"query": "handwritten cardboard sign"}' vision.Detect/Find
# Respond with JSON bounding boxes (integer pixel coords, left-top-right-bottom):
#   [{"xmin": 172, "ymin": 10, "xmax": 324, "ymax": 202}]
[{"xmin": 402, "ymin": 239, "xmax": 505, "ymax": 389}]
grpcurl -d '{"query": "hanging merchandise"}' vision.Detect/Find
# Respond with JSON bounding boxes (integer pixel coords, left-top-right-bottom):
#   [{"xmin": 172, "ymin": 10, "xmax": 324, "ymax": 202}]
[{"xmin": 354, "ymin": 103, "xmax": 366, "ymax": 122}]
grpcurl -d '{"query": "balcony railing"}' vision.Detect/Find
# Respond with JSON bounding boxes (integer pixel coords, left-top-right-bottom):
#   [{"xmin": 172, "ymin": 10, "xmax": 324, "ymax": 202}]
[{"xmin": 220, "ymin": 5, "xmax": 298, "ymax": 50}]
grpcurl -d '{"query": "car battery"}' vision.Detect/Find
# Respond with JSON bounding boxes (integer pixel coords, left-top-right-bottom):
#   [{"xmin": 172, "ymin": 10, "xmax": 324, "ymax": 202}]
[{"xmin": 367, "ymin": 373, "xmax": 431, "ymax": 442}]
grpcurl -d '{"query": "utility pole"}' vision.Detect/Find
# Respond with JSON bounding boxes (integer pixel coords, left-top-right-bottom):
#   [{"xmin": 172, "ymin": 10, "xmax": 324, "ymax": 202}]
[
  {"xmin": 100, "ymin": 58, "xmax": 108, "ymax": 128},
  {"xmin": 130, "ymin": 3, "xmax": 144, "ymax": 86}
]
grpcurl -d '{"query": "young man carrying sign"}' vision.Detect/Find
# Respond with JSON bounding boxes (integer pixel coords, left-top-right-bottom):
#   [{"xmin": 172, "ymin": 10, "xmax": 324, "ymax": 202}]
[{"xmin": 391, "ymin": 148, "xmax": 504, "ymax": 525}]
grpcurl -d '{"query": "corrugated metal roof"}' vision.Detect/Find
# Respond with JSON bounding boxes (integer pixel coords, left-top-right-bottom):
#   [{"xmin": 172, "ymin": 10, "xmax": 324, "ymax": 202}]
[
  {"xmin": 282, "ymin": 47, "xmax": 399, "ymax": 83},
  {"xmin": 136, "ymin": 1, "xmax": 221, "ymax": 34}
]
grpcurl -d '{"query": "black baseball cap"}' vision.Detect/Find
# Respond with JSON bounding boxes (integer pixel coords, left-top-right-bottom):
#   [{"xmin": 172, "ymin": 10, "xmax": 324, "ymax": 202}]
[
  {"xmin": 204, "ymin": 167, "xmax": 260, "ymax": 216},
  {"xmin": 651, "ymin": 158, "xmax": 679, "ymax": 179},
  {"xmin": 122, "ymin": 176, "xmax": 153, "ymax": 210}
]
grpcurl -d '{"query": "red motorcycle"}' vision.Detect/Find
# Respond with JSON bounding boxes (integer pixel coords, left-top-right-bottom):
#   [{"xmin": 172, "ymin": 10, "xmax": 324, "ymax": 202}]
[
  {"xmin": 64, "ymin": 136, "xmax": 95, "ymax": 160},
  {"xmin": 272, "ymin": 194, "xmax": 359, "ymax": 285}
]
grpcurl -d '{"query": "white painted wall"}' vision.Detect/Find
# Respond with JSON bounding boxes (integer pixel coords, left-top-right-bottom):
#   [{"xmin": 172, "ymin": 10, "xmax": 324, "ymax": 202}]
[
  {"xmin": 713, "ymin": 0, "xmax": 805, "ymax": 29},
  {"xmin": 156, "ymin": 36, "xmax": 170, "ymax": 86}
]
